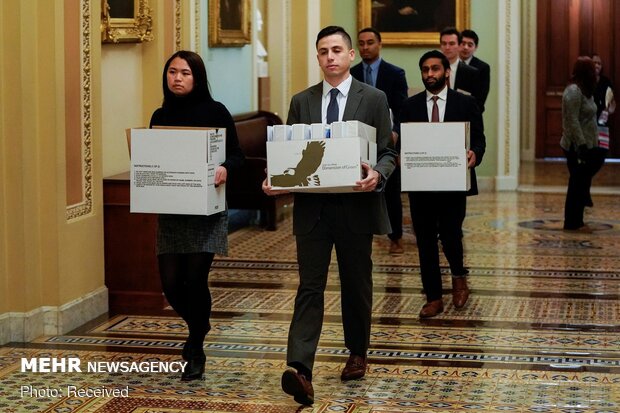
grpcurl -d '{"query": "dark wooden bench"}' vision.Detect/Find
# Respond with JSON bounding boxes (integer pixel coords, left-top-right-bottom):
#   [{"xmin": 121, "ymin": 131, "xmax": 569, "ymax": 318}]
[{"xmin": 229, "ymin": 111, "xmax": 293, "ymax": 230}]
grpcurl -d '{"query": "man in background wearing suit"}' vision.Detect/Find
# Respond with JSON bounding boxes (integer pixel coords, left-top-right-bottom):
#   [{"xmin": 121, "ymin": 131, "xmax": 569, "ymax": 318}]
[
  {"xmin": 440, "ymin": 27, "xmax": 485, "ymax": 112},
  {"xmin": 263, "ymin": 26, "xmax": 396, "ymax": 406},
  {"xmin": 460, "ymin": 29, "xmax": 490, "ymax": 110},
  {"xmin": 399, "ymin": 50, "xmax": 485, "ymax": 318},
  {"xmin": 352, "ymin": 27, "xmax": 408, "ymax": 255}
]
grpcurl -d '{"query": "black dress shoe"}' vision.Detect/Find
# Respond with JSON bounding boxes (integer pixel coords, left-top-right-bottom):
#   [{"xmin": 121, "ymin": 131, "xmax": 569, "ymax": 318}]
[
  {"xmin": 181, "ymin": 358, "xmax": 205, "ymax": 381},
  {"xmin": 281, "ymin": 369, "xmax": 314, "ymax": 405},
  {"xmin": 181, "ymin": 344, "xmax": 206, "ymax": 381}
]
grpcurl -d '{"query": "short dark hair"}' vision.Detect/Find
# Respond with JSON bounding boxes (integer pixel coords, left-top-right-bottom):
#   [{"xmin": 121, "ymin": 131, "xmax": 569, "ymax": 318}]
[
  {"xmin": 461, "ymin": 29, "xmax": 479, "ymax": 46},
  {"xmin": 358, "ymin": 27, "xmax": 381, "ymax": 42},
  {"xmin": 440, "ymin": 27, "xmax": 462, "ymax": 43},
  {"xmin": 419, "ymin": 50, "xmax": 450, "ymax": 71},
  {"xmin": 162, "ymin": 50, "xmax": 213, "ymax": 104},
  {"xmin": 316, "ymin": 25, "xmax": 352, "ymax": 49}
]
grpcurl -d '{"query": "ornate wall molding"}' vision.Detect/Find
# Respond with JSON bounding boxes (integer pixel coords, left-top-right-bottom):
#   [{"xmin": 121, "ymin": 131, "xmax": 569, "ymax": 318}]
[
  {"xmin": 173, "ymin": 0, "xmax": 200, "ymax": 52},
  {"xmin": 496, "ymin": 0, "xmax": 520, "ymax": 191},
  {"xmin": 521, "ymin": 0, "xmax": 536, "ymax": 161},
  {"xmin": 175, "ymin": 0, "xmax": 182, "ymax": 51},
  {"xmin": 503, "ymin": 1, "xmax": 512, "ymax": 176},
  {"xmin": 284, "ymin": 0, "xmax": 291, "ymax": 104},
  {"xmin": 67, "ymin": 0, "xmax": 94, "ymax": 220},
  {"xmin": 195, "ymin": 0, "xmax": 200, "ymax": 53}
]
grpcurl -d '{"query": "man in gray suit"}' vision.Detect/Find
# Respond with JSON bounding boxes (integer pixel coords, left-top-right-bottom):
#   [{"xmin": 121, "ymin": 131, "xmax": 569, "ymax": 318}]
[{"xmin": 263, "ymin": 26, "xmax": 396, "ymax": 406}]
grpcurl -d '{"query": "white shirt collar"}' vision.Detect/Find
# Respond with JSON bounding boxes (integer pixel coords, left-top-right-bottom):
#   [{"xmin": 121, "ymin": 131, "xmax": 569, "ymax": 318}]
[
  {"xmin": 426, "ymin": 85, "xmax": 449, "ymax": 101},
  {"xmin": 448, "ymin": 60, "xmax": 460, "ymax": 89},
  {"xmin": 322, "ymin": 75, "xmax": 353, "ymax": 98}
]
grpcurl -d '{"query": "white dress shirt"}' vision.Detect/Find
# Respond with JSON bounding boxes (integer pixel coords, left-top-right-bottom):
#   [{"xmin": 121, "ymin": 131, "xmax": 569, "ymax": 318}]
[{"xmin": 449, "ymin": 60, "xmax": 460, "ymax": 89}]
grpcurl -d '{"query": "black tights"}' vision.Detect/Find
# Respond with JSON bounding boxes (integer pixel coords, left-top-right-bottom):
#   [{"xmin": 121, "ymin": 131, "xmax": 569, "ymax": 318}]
[{"xmin": 158, "ymin": 252, "xmax": 214, "ymax": 351}]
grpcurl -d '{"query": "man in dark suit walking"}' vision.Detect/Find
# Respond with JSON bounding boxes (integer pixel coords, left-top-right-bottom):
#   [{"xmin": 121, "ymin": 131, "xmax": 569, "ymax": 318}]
[
  {"xmin": 460, "ymin": 29, "xmax": 490, "ymax": 110},
  {"xmin": 352, "ymin": 27, "xmax": 408, "ymax": 255},
  {"xmin": 263, "ymin": 26, "xmax": 396, "ymax": 406},
  {"xmin": 399, "ymin": 50, "xmax": 485, "ymax": 318},
  {"xmin": 440, "ymin": 27, "xmax": 485, "ymax": 112}
]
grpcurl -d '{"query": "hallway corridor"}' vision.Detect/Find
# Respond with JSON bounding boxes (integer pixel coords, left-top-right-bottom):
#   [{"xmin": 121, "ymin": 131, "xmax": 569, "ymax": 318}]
[{"xmin": 1, "ymin": 162, "xmax": 619, "ymax": 412}]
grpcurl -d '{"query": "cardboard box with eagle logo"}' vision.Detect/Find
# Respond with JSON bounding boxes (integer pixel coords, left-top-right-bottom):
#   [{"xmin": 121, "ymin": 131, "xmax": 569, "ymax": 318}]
[{"xmin": 266, "ymin": 121, "xmax": 377, "ymax": 193}]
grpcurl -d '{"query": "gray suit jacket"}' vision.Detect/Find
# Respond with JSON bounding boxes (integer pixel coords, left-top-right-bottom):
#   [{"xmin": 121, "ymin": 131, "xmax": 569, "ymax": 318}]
[{"xmin": 286, "ymin": 77, "xmax": 397, "ymax": 235}]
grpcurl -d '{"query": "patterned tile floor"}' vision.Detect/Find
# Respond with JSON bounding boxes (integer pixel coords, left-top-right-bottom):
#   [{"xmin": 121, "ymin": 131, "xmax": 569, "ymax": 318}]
[{"xmin": 2, "ymin": 162, "xmax": 620, "ymax": 412}]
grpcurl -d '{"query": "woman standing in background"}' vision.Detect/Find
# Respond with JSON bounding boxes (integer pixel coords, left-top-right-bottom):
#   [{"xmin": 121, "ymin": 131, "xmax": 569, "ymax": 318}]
[
  {"xmin": 586, "ymin": 54, "xmax": 616, "ymax": 207},
  {"xmin": 559, "ymin": 56, "xmax": 598, "ymax": 232},
  {"xmin": 593, "ymin": 54, "xmax": 616, "ymax": 127},
  {"xmin": 150, "ymin": 50, "xmax": 244, "ymax": 381}
]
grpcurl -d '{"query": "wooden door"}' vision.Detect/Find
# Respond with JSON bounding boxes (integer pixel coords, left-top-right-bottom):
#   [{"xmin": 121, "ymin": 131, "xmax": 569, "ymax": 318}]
[{"xmin": 536, "ymin": 0, "xmax": 620, "ymax": 158}]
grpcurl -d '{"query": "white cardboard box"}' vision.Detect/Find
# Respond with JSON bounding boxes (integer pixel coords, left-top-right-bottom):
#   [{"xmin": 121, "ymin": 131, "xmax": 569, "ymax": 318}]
[
  {"xmin": 330, "ymin": 120, "xmax": 377, "ymax": 142},
  {"xmin": 129, "ymin": 128, "xmax": 226, "ymax": 215},
  {"xmin": 400, "ymin": 122, "xmax": 471, "ymax": 191},
  {"xmin": 291, "ymin": 124, "xmax": 311, "ymax": 140},
  {"xmin": 267, "ymin": 137, "xmax": 376, "ymax": 193}
]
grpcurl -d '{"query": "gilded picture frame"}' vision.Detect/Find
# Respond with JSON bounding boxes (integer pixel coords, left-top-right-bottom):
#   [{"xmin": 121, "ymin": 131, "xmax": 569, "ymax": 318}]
[
  {"xmin": 357, "ymin": 0, "xmax": 470, "ymax": 46},
  {"xmin": 101, "ymin": 0, "xmax": 153, "ymax": 43},
  {"xmin": 209, "ymin": 0, "xmax": 252, "ymax": 47}
]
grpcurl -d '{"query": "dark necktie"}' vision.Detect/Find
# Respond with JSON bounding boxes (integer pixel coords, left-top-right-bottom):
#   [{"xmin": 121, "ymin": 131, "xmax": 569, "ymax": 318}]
[
  {"xmin": 431, "ymin": 96, "xmax": 439, "ymax": 122},
  {"xmin": 365, "ymin": 66, "xmax": 373, "ymax": 86},
  {"xmin": 326, "ymin": 88, "xmax": 339, "ymax": 124}
]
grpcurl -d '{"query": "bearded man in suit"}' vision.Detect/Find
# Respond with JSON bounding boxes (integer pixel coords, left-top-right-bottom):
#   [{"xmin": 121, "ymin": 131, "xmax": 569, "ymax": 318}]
[
  {"xmin": 263, "ymin": 26, "xmax": 396, "ymax": 406},
  {"xmin": 399, "ymin": 50, "xmax": 485, "ymax": 318}
]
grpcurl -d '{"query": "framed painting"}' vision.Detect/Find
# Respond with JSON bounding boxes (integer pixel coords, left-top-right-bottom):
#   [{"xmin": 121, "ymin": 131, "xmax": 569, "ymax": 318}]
[
  {"xmin": 357, "ymin": 0, "xmax": 470, "ymax": 46},
  {"xmin": 101, "ymin": 0, "xmax": 153, "ymax": 43},
  {"xmin": 209, "ymin": 0, "xmax": 252, "ymax": 47}
]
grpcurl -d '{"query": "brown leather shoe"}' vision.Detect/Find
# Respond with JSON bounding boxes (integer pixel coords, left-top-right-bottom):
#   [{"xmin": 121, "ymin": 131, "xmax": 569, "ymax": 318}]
[
  {"xmin": 281, "ymin": 369, "xmax": 314, "ymax": 405},
  {"xmin": 419, "ymin": 299, "xmax": 444, "ymax": 318},
  {"xmin": 389, "ymin": 239, "xmax": 404, "ymax": 255},
  {"xmin": 340, "ymin": 354, "xmax": 367, "ymax": 381},
  {"xmin": 452, "ymin": 277, "xmax": 470, "ymax": 309}
]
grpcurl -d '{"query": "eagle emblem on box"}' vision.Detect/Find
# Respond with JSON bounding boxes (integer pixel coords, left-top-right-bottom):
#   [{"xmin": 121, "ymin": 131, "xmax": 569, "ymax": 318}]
[{"xmin": 270, "ymin": 141, "xmax": 326, "ymax": 187}]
